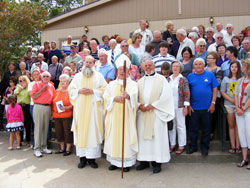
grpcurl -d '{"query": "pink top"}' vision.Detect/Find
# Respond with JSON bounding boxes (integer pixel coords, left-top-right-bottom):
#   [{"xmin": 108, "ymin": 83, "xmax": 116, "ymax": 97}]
[
  {"xmin": 31, "ymin": 81, "xmax": 55, "ymax": 104},
  {"xmin": 6, "ymin": 104, "xmax": 24, "ymax": 124}
]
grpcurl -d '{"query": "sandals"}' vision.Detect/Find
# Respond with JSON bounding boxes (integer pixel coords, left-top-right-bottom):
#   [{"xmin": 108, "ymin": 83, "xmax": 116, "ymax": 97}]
[
  {"xmin": 246, "ymin": 165, "xmax": 250, "ymax": 170},
  {"xmin": 235, "ymin": 148, "xmax": 242, "ymax": 154},
  {"xmin": 228, "ymin": 148, "xmax": 236, "ymax": 154},
  {"xmin": 175, "ymin": 148, "xmax": 184, "ymax": 155},
  {"xmin": 169, "ymin": 146, "xmax": 175, "ymax": 153},
  {"xmin": 63, "ymin": 151, "xmax": 71, "ymax": 156},
  {"xmin": 16, "ymin": 147, "xmax": 21, "ymax": 150},
  {"xmin": 237, "ymin": 160, "xmax": 249, "ymax": 167}
]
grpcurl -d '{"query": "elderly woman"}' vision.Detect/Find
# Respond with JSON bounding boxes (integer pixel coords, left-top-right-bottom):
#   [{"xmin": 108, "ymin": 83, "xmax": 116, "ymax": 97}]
[
  {"xmin": 168, "ymin": 61, "xmax": 190, "ymax": 154},
  {"xmin": 235, "ymin": 59, "xmax": 250, "ymax": 169},
  {"xmin": 221, "ymin": 61, "xmax": 242, "ymax": 154},
  {"xmin": 216, "ymin": 44, "xmax": 228, "ymax": 67},
  {"xmin": 195, "ymin": 38, "xmax": 208, "ymax": 64},
  {"xmin": 16, "ymin": 62, "xmax": 27, "ymax": 78},
  {"xmin": 231, "ymin": 36, "xmax": 242, "ymax": 52},
  {"xmin": 14, "ymin": 75, "xmax": 32, "ymax": 146},
  {"xmin": 52, "ymin": 74, "xmax": 73, "ymax": 156},
  {"xmin": 188, "ymin": 32, "xmax": 199, "ymax": 52},
  {"xmin": 129, "ymin": 32, "xmax": 145, "ymax": 63},
  {"xmin": 180, "ymin": 47, "xmax": 194, "ymax": 78},
  {"xmin": 162, "ymin": 21, "xmax": 176, "ymax": 46}
]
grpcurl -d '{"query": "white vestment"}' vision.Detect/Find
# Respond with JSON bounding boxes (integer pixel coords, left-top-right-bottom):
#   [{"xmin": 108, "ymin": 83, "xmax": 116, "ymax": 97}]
[
  {"xmin": 137, "ymin": 73, "xmax": 175, "ymax": 163},
  {"xmin": 103, "ymin": 78, "xmax": 138, "ymax": 167},
  {"xmin": 68, "ymin": 71, "xmax": 107, "ymax": 159}
]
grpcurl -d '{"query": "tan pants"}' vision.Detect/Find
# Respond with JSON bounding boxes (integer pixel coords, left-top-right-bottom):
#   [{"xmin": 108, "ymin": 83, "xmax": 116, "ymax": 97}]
[{"xmin": 33, "ymin": 104, "xmax": 51, "ymax": 150}]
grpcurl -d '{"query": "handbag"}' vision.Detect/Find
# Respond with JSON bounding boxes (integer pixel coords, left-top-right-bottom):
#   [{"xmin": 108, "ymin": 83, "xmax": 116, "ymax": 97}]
[{"xmin": 167, "ymin": 120, "xmax": 174, "ymax": 130}]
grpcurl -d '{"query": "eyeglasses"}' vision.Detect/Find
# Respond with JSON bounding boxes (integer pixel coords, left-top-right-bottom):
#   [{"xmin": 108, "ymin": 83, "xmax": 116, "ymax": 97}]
[
  {"xmin": 35, "ymin": 63, "xmax": 41, "ymax": 66},
  {"xmin": 207, "ymin": 57, "xmax": 215, "ymax": 59},
  {"xmin": 19, "ymin": 80, "xmax": 23, "ymax": 82},
  {"xmin": 199, "ymin": 45, "xmax": 206, "ymax": 47},
  {"xmin": 217, "ymin": 37, "xmax": 223, "ymax": 39},
  {"xmin": 226, "ymin": 27, "xmax": 232, "ymax": 29},
  {"xmin": 121, "ymin": 45, "xmax": 129, "ymax": 47},
  {"xmin": 43, "ymin": 75, "xmax": 49, "ymax": 78}
]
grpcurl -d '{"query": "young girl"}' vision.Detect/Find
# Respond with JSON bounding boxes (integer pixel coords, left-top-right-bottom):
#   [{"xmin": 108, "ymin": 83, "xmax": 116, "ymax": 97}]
[
  {"xmin": 6, "ymin": 95, "xmax": 24, "ymax": 150},
  {"xmin": 220, "ymin": 60, "xmax": 242, "ymax": 154}
]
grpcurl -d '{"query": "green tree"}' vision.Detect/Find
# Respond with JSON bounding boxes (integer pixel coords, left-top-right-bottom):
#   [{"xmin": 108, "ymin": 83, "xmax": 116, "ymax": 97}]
[{"xmin": 0, "ymin": 1, "xmax": 48, "ymax": 71}]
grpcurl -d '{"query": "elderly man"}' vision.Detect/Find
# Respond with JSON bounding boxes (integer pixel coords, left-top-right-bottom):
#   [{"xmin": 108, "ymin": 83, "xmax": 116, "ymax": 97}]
[
  {"xmin": 64, "ymin": 45, "xmax": 82, "ymax": 69},
  {"xmin": 223, "ymin": 23, "xmax": 235, "ymax": 46},
  {"xmin": 96, "ymin": 49, "xmax": 115, "ymax": 83},
  {"xmin": 103, "ymin": 54, "xmax": 138, "ymax": 172},
  {"xmin": 115, "ymin": 40, "xmax": 140, "ymax": 67},
  {"xmin": 68, "ymin": 55, "xmax": 107, "ymax": 169},
  {"xmin": 205, "ymin": 27, "xmax": 215, "ymax": 49},
  {"xmin": 134, "ymin": 20, "xmax": 153, "ymax": 46},
  {"xmin": 31, "ymin": 53, "xmax": 48, "ymax": 73},
  {"xmin": 107, "ymin": 39, "xmax": 121, "ymax": 66},
  {"xmin": 152, "ymin": 41, "xmax": 176, "ymax": 73},
  {"xmin": 176, "ymin": 28, "xmax": 195, "ymax": 60},
  {"xmin": 31, "ymin": 71, "xmax": 55, "ymax": 157},
  {"xmin": 48, "ymin": 41, "xmax": 63, "ymax": 65},
  {"xmin": 89, "ymin": 40, "xmax": 99, "ymax": 60},
  {"xmin": 62, "ymin": 35, "xmax": 73, "ymax": 55},
  {"xmin": 48, "ymin": 56, "xmax": 63, "ymax": 89},
  {"xmin": 214, "ymin": 23, "xmax": 227, "ymax": 37},
  {"xmin": 238, "ymin": 38, "xmax": 250, "ymax": 60},
  {"xmin": 151, "ymin": 30, "xmax": 165, "ymax": 56},
  {"xmin": 207, "ymin": 32, "xmax": 224, "ymax": 52},
  {"xmin": 187, "ymin": 58, "xmax": 219, "ymax": 156},
  {"xmin": 136, "ymin": 58, "xmax": 174, "ymax": 174}
]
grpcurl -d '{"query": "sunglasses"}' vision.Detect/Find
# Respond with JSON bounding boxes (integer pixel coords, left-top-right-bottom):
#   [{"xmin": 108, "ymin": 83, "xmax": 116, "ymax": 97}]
[
  {"xmin": 43, "ymin": 75, "xmax": 49, "ymax": 78},
  {"xmin": 226, "ymin": 27, "xmax": 232, "ymax": 29},
  {"xmin": 199, "ymin": 45, "xmax": 206, "ymax": 47},
  {"xmin": 121, "ymin": 45, "xmax": 129, "ymax": 47},
  {"xmin": 19, "ymin": 80, "xmax": 23, "ymax": 82},
  {"xmin": 217, "ymin": 37, "xmax": 223, "ymax": 39}
]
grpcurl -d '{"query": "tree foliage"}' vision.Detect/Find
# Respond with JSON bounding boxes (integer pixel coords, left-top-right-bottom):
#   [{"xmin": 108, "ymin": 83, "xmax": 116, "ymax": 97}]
[{"xmin": 0, "ymin": 1, "xmax": 48, "ymax": 71}]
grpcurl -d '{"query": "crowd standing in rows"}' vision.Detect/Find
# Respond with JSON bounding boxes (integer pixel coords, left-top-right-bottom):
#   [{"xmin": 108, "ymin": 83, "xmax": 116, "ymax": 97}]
[{"xmin": 1, "ymin": 20, "xmax": 250, "ymax": 173}]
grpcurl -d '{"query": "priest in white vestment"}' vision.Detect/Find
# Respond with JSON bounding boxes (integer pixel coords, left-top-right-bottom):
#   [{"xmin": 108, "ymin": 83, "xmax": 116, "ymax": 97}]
[
  {"xmin": 103, "ymin": 54, "xmax": 138, "ymax": 172},
  {"xmin": 68, "ymin": 55, "xmax": 107, "ymax": 169},
  {"xmin": 136, "ymin": 58, "xmax": 175, "ymax": 173}
]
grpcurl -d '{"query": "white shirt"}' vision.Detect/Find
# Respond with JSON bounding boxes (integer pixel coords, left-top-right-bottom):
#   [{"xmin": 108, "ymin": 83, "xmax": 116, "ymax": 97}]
[
  {"xmin": 207, "ymin": 43, "xmax": 218, "ymax": 52},
  {"xmin": 223, "ymin": 32, "xmax": 235, "ymax": 47},
  {"xmin": 107, "ymin": 48, "xmax": 121, "ymax": 65},
  {"xmin": 30, "ymin": 61, "xmax": 48, "ymax": 72},
  {"xmin": 129, "ymin": 44, "xmax": 145, "ymax": 63},
  {"xmin": 134, "ymin": 28, "xmax": 153, "ymax": 46},
  {"xmin": 176, "ymin": 37, "xmax": 195, "ymax": 60}
]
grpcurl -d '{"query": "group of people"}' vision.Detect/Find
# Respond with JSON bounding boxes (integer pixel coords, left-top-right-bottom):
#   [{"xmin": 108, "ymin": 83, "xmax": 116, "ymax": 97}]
[{"xmin": 0, "ymin": 20, "xmax": 250, "ymax": 172}]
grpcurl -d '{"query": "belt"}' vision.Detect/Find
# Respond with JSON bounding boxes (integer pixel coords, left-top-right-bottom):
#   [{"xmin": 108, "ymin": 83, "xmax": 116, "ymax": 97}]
[
  {"xmin": 34, "ymin": 103, "xmax": 50, "ymax": 106},
  {"xmin": 20, "ymin": 104, "xmax": 29, "ymax": 107}
]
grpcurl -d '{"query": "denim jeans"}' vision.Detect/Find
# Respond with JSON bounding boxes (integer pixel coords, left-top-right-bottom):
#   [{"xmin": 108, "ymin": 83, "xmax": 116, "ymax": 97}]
[{"xmin": 189, "ymin": 110, "xmax": 212, "ymax": 152}]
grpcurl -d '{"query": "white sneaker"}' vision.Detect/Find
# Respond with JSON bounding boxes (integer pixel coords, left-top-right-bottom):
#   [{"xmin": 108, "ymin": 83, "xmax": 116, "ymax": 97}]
[
  {"xmin": 34, "ymin": 150, "xmax": 43, "ymax": 158},
  {"xmin": 42, "ymin": 148, "xmax": 52, "ymax": 154}
]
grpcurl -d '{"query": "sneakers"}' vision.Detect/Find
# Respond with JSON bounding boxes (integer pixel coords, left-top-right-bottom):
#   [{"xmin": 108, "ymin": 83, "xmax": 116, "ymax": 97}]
[
  {"xmin": 42, "ymin": 148, "xmax": 52, "ymax": 154},
  {"xmin": 34, "ymin": 150, "xmax": 43, "ymax": 158}
]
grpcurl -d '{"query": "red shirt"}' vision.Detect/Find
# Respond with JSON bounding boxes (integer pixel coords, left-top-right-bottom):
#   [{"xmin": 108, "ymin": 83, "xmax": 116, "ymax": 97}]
[
  {"xmin": 240, "ymin": 82, "xmax": 248, "ymax": 108},
  {"xmin": 31, "ymin": 81, "xmax": 55, "ymax": 104}
]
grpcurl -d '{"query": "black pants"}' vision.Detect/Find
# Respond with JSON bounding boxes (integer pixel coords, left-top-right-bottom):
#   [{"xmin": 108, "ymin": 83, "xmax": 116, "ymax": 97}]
[
  {"xmin": 20, "ymin": 104, "xmax": 32, "ymax": 142},
  {"xmin": 0, "ymin": 104, "xmax": 4, "ymax": 130},
  {"xmin": 51, "ymin": 80, "xmax": 59, "ymax": 89}
]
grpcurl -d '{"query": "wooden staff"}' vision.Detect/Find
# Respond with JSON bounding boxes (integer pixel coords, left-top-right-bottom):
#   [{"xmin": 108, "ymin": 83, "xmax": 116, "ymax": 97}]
[{"xmin": 121, "ymin": 60, "xmax": 127, "ymax": 178}]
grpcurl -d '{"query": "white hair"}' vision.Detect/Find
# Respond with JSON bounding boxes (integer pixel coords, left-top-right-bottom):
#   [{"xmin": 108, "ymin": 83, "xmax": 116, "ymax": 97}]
[
  {"xmin": 98, "ymin": 48, "xmax": 108, "ymax": 56},
  {"xmin": 109, "ymin": 39, "xmax": 117, "ymax": 45},
  {"xmin": 226, "ymin": 23, "xmax": 234, "ymax": 29},
  {"xmin": 176, "ymin": 28, "xmax": 187, "ymax": 37},
  {"xmin": 191, "ymin": 27, "xmax": 199, "ymax": 33},
  {"xmin": 206, "ymin": 27, "xmax": 214, "ymax": 32},
  {"xmin": 215, "ymin": 32, "xmax": 224, "ymax": 38},
  {"xmin": 52, "ymin": 55, "xmax": 58, "ymax": 60},
  {"xmin": 153, "ymin": 30, "xmax": 161, "ymax": 36},
  {"xmin": 193, "ymin": 58, "xmax": 205, "ymax": 66},
  {"xmin": 67, "ymin": 35, "xmax": 72, "ymax": 39},
  {"xmin": 37, "ymin": 53, "xmax": 44, "ymax": 58},
  {"xmin": 41, "ymin": 71, "xmax": 51, "ymax": 77},
  {"xmin": 196, "ymin": 38, "xmax": 207, "ymax": 47},
  {"xmin": 59, "ymin": 74, "xmax": 70, "ymax": 82},
  {"xmin": 188, "ymin": 32, "xmax": 198, "ymax": 39},
  {"xmin": 19, "ymin": 62, "xmax": 26, "ymax": 66},
  {"xmin": 216, "ymin": 23, "xmax": 223, "ymax": 27}
]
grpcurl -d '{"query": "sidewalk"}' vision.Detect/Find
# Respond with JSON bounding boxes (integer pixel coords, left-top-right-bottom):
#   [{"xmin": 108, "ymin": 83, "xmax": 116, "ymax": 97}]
[{"xmin": 0, "ymin": 132, "xmax": 250, "ymax": 188}]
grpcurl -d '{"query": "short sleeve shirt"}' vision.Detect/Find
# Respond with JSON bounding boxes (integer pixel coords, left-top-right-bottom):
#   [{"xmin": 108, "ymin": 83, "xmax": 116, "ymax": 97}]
[{"xmin": 187, "ymin": 70, "xmax": 219, "ymax": 110}]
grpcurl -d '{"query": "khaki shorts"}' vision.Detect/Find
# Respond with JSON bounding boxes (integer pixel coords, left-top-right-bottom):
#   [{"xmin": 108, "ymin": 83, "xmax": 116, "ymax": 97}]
[{"xmin": 225, "ymin": 106, "xmax": 235, "ymax": 114}]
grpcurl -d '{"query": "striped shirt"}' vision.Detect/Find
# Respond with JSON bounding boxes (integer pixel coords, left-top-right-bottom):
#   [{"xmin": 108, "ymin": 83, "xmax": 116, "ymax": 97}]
[{"xmin": 152, "ymin": 53, "xmax": 176, "ymax": 73}]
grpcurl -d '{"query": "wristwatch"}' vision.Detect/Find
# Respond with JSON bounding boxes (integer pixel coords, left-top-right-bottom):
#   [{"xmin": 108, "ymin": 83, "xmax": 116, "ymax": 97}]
[{"xmin": 211, "ymin": 101, "xmax": 216, "ymax": 104}]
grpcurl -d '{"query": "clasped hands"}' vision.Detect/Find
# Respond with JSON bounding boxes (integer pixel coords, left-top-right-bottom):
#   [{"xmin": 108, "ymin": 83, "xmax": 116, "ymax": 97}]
[
  {"xmin": 78, "ymin": 88, "xmax": 93, "ymax": 95},
  {"xmin": 139, "ymin": 104, "xmax": 154, "ymax": 112},
  {"xmin": 114, "ymin": 91, "xmax": 130, "ymax": 103}
]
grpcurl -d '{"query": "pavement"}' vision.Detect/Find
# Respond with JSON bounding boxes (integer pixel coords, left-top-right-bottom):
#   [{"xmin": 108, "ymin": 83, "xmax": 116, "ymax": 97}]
[{"xmin": 0, "ymin": 132, "xmax": 250, "ymax": 188}]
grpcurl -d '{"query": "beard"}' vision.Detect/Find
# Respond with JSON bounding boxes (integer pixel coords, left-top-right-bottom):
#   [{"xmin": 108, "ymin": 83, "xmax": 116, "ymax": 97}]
[{"xmin": 82, "ymin": 66, "xmax": 94, "ymax": 77}]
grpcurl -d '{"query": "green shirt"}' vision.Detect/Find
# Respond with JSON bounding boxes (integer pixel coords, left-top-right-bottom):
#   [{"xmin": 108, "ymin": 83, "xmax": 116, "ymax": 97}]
[{"xmin": 14, "ymin": 85, "xmax": 30, "ymax": 105}]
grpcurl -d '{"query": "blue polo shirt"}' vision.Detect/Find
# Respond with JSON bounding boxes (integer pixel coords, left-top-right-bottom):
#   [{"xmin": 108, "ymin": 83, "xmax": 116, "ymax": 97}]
[
  {"xmin": 96, "ymin": 63, "xmax": 115, "ymax": 80},
  {"xmin": 187, "ymin": 70, "xmax": 219, "ymax": 110}
]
